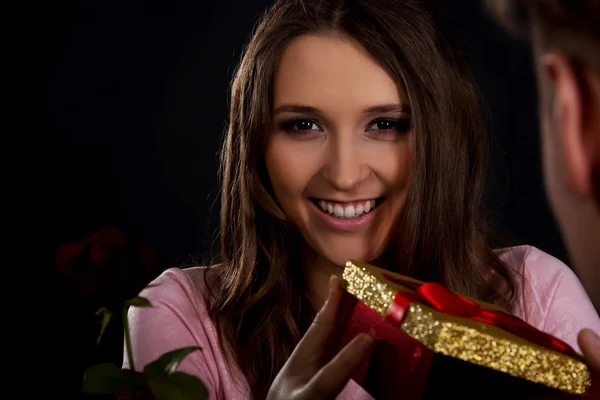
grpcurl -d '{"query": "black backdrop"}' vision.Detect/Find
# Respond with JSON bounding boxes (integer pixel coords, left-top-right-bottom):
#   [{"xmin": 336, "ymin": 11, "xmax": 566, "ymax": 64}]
[{"xmin": 20, "ymin": 0, "xmax": 570, "ymax": 396}]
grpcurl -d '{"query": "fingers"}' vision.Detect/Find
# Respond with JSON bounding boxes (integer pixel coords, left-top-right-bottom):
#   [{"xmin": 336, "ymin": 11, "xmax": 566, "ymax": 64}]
[
  {"xmin": 294, "ymin": 275, "xmax": 344, "ymax": 355},
  {"xmin": 578, "ymin": 329, "xmax": 600, "ymax": 370},
  {"xmin": 304, "ymin": 332, "xmax": 375, "ymax": 398},
  {"xmin": 281, "ymin": 274, "xmax": 362, "ymax": 399},
  {"xmin": 318, "ymin": 275, "xmax": 344, "ymax": 324}
]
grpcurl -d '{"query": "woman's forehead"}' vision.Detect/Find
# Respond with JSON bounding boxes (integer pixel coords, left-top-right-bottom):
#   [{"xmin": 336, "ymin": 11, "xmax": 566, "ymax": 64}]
[{"xmin": 272, "ymin": 33, "xmax": 408, "ymax": 111}]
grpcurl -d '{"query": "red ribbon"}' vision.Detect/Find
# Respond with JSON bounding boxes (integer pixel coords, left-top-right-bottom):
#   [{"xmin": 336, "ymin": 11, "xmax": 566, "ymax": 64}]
[{"xmin": 382, "ymin": 273, "xmax": 577, "ymax": 356}]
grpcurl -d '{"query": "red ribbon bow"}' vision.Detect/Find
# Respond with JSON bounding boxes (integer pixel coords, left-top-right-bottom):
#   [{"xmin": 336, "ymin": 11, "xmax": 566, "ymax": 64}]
[{"xmin": 382, "ymin": 273, "xmax": 577, "ymax": 356}]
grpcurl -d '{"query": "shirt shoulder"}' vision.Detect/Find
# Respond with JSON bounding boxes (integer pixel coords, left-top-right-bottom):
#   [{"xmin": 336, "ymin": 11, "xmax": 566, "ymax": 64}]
[
  {"xmin": 139, "ymin": 266, "xmax": 215, "ymax": 310},
  {"xmin": 497, "ymin": 245, "xmax": 600, "ymax": 353},
  {"xmin": 124, "ymin": 265, "xmax": 250, "ymax": 399}
]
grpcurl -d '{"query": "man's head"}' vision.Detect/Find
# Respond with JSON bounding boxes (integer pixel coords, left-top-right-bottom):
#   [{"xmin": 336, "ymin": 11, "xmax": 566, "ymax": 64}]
[{"xmin": 486, "ymin": 0, "xmax": 600, "ymax": 307}]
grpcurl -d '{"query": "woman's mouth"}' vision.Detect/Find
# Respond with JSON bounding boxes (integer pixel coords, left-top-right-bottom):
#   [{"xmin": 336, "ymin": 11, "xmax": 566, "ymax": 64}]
[{"xmin": 309, "ymin": 197, "xmax": 383, "ymax": 219}]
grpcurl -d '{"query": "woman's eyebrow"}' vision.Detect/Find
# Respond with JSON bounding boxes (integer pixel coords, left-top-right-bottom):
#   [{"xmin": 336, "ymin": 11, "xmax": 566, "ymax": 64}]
[
  {"xmin": 273, "ymin": 104, "xmax": 321, "ymax": 116},
  {"xmin": 362, "ymin": 104, "xmax": 410, "ymax": 114},
  {"xmin": 273, "ymin": 103, "xmax": 410, "ymax": 116}
]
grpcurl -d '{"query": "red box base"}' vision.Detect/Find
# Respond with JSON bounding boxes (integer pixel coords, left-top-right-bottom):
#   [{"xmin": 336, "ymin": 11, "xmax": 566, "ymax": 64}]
[{"xmin": 334, "ymin": 290, "xmax": 597, "ymax": 399}]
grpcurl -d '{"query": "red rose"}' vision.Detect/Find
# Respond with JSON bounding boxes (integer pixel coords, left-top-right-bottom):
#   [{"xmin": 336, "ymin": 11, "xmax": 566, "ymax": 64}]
[{"xmin": 55, "ymin": 228, "xmax": 162, "ymax": 310}]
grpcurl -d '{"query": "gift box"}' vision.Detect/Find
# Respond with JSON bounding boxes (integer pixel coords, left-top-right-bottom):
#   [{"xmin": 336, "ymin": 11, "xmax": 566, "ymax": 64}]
[{"xmin": 335, "ymin": 260, "xmax": 597, "ymax": 400}]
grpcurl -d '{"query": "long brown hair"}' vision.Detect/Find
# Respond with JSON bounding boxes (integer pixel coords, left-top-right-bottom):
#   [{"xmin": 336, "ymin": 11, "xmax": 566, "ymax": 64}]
[{"xmin": 207, "ymin": 0, "xmax": 517, "ymax": 397}]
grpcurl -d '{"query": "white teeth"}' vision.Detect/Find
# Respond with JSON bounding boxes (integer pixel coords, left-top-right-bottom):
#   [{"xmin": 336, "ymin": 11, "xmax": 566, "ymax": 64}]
[
  {"xmin": 315, "ymin": 199, "xmax": 378, "ymax": 219},
  {"xmin": 355, "ymin": 204, "xmax": 363, "ymax": 215},
  {"xmin": 344, "ymin": 205, "xmax": 355, "ymax": 218},
  {"xmin": 333, "ymin": 204, "xmax": 344, "ymax": 217}
]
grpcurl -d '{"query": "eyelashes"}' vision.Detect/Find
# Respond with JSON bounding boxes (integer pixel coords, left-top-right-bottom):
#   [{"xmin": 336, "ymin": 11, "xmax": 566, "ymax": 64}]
[
  {"xmin": 276, "ymin": 117, "xmax": 411, "ymax": 138},
  {"xmin": 278, "ymin": 118, "xmax": 321, "ymax": 132},
  {"xmin": 366, "ymin": 117, "xmax": 411, "ymax": 134}
]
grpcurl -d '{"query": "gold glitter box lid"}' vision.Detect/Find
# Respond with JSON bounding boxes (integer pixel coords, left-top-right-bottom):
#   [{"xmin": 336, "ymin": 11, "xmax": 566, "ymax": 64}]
[{"xmin": 342, "ymin": 260, "xmax": 592, "ymax": 396}]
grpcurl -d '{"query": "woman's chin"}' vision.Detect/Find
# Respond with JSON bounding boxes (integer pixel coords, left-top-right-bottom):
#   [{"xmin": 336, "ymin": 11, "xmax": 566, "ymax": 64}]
[
  {"xmin": 305, "ymin": 238, "xmax": 386, "ymax": 270},
  {"xmin": 322, "ymin": 251, "xmax": 377, "ymax": 269}
]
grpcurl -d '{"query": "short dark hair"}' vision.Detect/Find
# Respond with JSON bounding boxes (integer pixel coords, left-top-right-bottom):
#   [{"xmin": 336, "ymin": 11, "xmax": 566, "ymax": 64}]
[{"xmin": 485, "ymin": 0, "xmax": 600, "ymax": 72}]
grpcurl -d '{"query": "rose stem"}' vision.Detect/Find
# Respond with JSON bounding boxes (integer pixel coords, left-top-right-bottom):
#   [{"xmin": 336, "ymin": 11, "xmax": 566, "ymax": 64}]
[
  {"xmin": 122, "ymin": 305, "xmax": 136, "ymax": 372},
  {"xmin": 122, "ymin": 306, "xmax": 138, "ymax": 400}
]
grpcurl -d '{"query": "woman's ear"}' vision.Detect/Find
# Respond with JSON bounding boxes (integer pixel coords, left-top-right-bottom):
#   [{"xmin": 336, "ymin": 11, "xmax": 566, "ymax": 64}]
[{"xmin": 541, "ymin": 50, "xmax": 595, "ymax": 199}]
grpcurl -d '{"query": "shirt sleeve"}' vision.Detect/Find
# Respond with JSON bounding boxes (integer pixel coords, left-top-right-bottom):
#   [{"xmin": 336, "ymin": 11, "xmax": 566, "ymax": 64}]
[
  {"xmin": 122, "ymin": 268, "xmax": 222, "ymax": 397},
  {"xmin": 521, "ymin": 247, "xmax": 600, "ymax": 353}
]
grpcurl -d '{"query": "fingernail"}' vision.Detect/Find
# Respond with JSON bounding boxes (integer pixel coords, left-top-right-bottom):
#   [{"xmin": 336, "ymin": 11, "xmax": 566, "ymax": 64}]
[
  {"xmin": 359, "ymin": 333, "xmax": 375, "ymax": 349},
  {"xmin": 590, "ymin": 330, "xmax": 600, "ymax": 345},
  {"xmin": 329, "ymin": 274, "xmax": 338, "ymax": 290}
]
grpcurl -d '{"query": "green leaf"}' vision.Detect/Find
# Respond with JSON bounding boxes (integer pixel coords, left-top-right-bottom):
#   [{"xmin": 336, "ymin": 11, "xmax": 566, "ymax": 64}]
[
  {"xmin": 125, "ymin": 296, "xmax": 153, "ymax": 308},
  {"xmin": 95, "ymin": 307, "xmax": 113, "ymax": 345},
  {"xmin": 143, "ymin": 346, "xmax": 202, "ymax": 377},
  {"xmin": 148, "ymin": 372, "xmax": 209, "ymax": 400},
  {"xmin": 82, "ymin": 363, "xmax": 143, "ymax": 394},
  {"xmin": 143, "ymin": 347, "xmax": 206, "ymax": 399}
]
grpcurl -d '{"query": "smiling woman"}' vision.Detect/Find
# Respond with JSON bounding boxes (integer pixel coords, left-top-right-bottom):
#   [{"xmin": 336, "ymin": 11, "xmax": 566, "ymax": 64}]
[
  {"xmin": 266, "ymin": 33, "xmax": 413, "ymax": 278},
  {"xmin": 123, "ymin": 0, "xmax": 600, "ymax": 399}
]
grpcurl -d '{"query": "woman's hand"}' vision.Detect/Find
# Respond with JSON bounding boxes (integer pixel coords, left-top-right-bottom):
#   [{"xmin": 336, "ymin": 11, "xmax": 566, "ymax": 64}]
[
  {"xmin": 579, "ymin": 329, "xmax": 600, "ymax": 370},
  {"xmin": 267, "ymin": 275, "xmax": 375, "ymax": 400}
]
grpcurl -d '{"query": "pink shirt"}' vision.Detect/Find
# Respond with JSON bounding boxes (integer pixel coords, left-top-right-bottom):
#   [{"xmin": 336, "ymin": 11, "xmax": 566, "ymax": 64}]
[{"xmin": 124, "ymin": 245, "xmax": 600, "ymax": 399}]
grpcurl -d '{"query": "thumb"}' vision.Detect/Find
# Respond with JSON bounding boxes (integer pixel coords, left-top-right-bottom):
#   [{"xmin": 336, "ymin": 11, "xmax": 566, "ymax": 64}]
[
  {"xmin": 578, "ymin": 329, "xmax": 600, "ymax": 370},
  {"xmin": 289, "ymin": 275, "xmax": 344, "ymax": 366},
  {"xmin": 302, "ymin": 275, "xmax": 344, "ymax": 342}
]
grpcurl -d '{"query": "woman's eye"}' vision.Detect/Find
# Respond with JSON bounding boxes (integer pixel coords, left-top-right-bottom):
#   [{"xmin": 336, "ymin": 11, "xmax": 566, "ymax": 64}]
[
  {"xmin": 279, "ymin": 119, "xmax": 321, "ymax": 132},
  {"xmin": 364, "ymin": 117, "xmax": 411, "ymax": 142},
  {"xmin": 366, "ymin": 118, "xmax": 410, "ymax": 133},
  {"xmin": 369, "ymin": 119, "xmax": 396, "ymax": 130}
]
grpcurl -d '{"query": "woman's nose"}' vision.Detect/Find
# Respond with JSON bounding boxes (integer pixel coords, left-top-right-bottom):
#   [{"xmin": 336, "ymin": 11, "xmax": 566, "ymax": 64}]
[{"xmin": 322, "ymin": 135, "xmax": 369, "ymax": 191}]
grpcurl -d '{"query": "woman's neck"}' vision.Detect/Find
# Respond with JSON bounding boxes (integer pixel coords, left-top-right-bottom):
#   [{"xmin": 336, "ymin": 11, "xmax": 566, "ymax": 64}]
[
  {"xmin": 301, "ymin": 247, "xmax": 344, "ymax": 312},
  {"xmin": 300, "ymin": 244, "xmax": 394, "ymax": 312}
]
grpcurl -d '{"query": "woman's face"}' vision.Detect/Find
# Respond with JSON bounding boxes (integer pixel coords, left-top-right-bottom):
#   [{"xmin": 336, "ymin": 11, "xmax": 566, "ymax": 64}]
[{"xmin": 265, "ymin": 33, "xmax": 413, "ymax": 267}]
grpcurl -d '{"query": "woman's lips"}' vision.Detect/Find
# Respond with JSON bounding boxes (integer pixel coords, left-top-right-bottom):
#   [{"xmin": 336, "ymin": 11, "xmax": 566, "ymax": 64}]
[
  {"xmin": 309, "ymin": 197, "xmax": 382, "ymax": 231},
  {"xmin": 315, "ymin": 198, "xmax": 377, "ymax": 218}
]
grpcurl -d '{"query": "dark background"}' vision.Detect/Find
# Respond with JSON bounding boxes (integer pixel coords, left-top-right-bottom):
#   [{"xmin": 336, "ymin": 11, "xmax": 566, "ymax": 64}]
[{"xmin": 18, "ymin": 0, "xmax": 569, "ymax": 396}]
